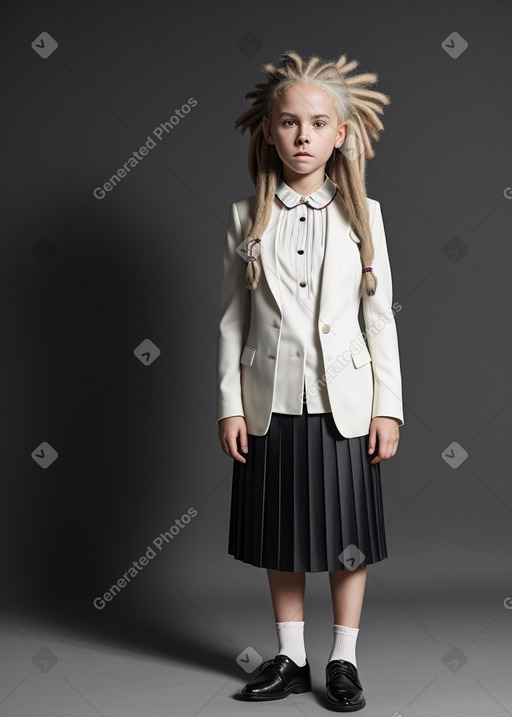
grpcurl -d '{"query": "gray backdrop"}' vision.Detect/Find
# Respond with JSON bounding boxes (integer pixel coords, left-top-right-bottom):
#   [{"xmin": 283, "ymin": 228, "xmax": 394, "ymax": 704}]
[{"xmin": 1, "ymin": 1, "xmax": 511, "ymax": 715}]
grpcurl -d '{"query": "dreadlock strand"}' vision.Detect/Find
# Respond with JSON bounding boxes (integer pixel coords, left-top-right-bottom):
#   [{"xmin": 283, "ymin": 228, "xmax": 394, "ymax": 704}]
[
  {"xmin": 345, "ymin": 72, "xmax": 379, "ymax": 87},
  {"xmin": 339, "ymin": 158, "xmax": 377, "ymax": 296},
  {"xmin": 336, "ymin": 57, "xmax": 359, "ymax": 75},
  {"xmin": 305, "ymin": 55, "xmax": 323, "ymax": 74},
  {"xmin": 244, "ymin": 141, "xmax": 278, "ymax": 289},
  {"xmin": 281, "ymin": 50, "xmax": 304, "ymax": 72},
  {"xmin": 351, "ymin": 114, "xmax": 375, "ymax": 158},
  {"xmin": 351, "ymin": 102, "xmax": 386, "ymax": 134}
]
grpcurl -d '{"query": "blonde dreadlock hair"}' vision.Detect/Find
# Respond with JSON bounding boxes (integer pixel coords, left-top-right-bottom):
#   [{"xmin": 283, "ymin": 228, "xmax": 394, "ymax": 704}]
[{"xmin": 234, "ymin": 50, "xmax": 390, "ymax": 296}]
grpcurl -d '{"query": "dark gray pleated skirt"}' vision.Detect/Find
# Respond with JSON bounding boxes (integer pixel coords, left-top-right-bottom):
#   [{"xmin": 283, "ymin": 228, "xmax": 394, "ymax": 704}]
[{"xmin": 227, "ymin": 403, "xmax": 388, "ymax": 573}]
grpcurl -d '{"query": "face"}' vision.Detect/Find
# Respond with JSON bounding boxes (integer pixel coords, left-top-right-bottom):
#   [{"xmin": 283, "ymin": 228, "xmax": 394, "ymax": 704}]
[{"xmin": 262, "ymin": 82, "xmax": 347, "ymax": 185}]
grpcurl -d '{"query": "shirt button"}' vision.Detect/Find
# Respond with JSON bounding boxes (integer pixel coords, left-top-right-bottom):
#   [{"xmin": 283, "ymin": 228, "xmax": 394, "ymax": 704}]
[
  {"xmin": 299, "ymin": 281, "xmax": 307, "ymax": 287},
  {"xmin": 321, "ymin": 324, "xmax": 330, "ymax": 334},
  {"xmin": 297, "ymin": 249, "xmax": 304, "ymax": 255},
  {"xmin": 299, "ymin": 217, "xmax": 306, "ymax": 222}
]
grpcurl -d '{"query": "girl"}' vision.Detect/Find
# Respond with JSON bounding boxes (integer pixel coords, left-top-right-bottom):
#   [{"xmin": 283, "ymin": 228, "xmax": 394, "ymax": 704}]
[{"xmin": 216, "ymin": 50, "xmax": 404, "ymax": 712}]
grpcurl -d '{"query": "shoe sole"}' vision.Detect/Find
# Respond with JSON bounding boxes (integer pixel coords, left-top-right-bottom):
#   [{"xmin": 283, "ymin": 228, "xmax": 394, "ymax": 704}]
[
  {"xmin": 241, "ymin": 682, "xmax": 312, "ymax": 700},
  {"xmin": 325, "ymin": 694, "xmax": 366, "ymax": 711}
]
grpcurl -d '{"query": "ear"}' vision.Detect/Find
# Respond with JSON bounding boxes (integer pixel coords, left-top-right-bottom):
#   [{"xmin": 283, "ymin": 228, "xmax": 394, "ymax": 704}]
[
  {"xmin": 262, "ymin": 116, "xmax": 274, "ymax": 145},
  {"xmin": 334, "ymin": 122, "xmax": 348, "ymax": 148}
]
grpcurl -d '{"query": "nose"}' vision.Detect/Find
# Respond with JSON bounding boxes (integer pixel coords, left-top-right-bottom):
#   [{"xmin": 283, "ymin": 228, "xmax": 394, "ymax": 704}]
[{"xmin": 297, "ymin": 127, "xmax": 310, "ymax": 144}]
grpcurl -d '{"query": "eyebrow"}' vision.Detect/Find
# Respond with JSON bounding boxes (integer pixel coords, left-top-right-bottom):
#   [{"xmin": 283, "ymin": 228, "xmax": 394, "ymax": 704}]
[{"xmin": 278, "ymin": 112, "xmax": 331, "ymax": 119}]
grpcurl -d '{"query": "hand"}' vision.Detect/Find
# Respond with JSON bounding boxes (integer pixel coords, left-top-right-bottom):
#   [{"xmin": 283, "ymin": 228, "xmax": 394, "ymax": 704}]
[
  {"xmin": 218, "ymin": 416, "xmax": 249, "ymax": 463},
  {"xmin": 368, "ymin": 416, "xmax": 400, "ymax": 465}
]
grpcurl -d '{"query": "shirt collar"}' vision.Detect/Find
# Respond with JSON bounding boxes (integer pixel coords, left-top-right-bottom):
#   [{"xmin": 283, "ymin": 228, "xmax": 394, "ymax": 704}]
[{"xmin": 275, "ymin": 173, "xmax": 338, "ymax": 209}]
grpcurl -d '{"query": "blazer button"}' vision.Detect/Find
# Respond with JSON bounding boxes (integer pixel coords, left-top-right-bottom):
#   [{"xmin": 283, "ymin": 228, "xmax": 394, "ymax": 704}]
[
  {"xmin": 267, "ymin": 354, "xmax": 275, "ymax": 360},
  {"xmin": 321, "ymin": 324, "xmax": 330, "ymax": 334}
]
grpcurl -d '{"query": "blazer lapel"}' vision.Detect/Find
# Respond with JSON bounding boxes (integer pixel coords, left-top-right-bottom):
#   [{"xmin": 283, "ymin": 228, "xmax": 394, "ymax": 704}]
[
  {"xmin": 258, "ymin": 198, "xmax": 286, "ymax": 313},
  {"xmin": 319, "ymin": 189, "xmax": 354, "ymax": 313}
]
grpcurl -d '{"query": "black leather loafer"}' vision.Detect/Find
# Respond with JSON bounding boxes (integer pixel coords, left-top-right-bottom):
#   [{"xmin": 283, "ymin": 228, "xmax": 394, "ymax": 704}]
[
  {"xmin": 325, "ymin": 659, "xmax": 366, "ymax": 711},
  {"xmin": 241, "ymin": 654, "xmax": 311, "ymax": 700}
]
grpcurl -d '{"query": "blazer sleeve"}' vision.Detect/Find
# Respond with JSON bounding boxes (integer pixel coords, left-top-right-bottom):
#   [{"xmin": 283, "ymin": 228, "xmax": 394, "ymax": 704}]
[
  {"xmin": 361, "ymin": 201, "xmax": 404, "ymax": 427},
  {"xmin": 216, "ymin": 201, "xmax": 251, "ymax": 423}
]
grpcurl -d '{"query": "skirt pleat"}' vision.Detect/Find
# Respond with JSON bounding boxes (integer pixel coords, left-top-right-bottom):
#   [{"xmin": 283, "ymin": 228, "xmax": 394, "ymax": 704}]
[{"xmin": 228, "ymin": 404, "xmax": 388, "ymax": 573}]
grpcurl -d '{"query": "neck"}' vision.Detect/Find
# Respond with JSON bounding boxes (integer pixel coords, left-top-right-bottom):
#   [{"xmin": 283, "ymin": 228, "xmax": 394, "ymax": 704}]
[{"xmin": 281, "ymin": 166, "xmax": 326, "ymax": 197}]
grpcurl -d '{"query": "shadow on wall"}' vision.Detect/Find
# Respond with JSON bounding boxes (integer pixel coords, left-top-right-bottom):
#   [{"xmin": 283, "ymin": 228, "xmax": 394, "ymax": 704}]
[{"xmin": 0, "ymin": 174, "xmax": 235, "ymax": 672}]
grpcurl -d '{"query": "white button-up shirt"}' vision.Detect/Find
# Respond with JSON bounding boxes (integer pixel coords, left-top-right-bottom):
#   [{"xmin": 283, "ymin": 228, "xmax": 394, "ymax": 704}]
[{"xmin": 271, "ymin": 173, "xmax": 338, "ymax": 414}]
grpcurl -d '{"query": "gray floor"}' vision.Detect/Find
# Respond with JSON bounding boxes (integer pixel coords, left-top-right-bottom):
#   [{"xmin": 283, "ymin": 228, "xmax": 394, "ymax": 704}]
[{"xmin": 1, "ymin": 576, "xmax": 510, "ymax": 716}]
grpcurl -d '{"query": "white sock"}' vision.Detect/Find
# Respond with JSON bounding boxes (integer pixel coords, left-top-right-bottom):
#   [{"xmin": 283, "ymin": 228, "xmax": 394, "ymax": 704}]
[
  {"xmin": 275, "ymin": 620, "xmax": 307, "ymax": 667},
  {"xmin": 328, "ymin": 624, "xmax": 359, "ymax": 667}
]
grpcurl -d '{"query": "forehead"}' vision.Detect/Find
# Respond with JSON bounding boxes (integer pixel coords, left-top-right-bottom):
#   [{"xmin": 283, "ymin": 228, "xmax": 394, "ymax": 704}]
[{"xmin": 274, "ymin": 83, "xmax": 335, "ymax": 115}]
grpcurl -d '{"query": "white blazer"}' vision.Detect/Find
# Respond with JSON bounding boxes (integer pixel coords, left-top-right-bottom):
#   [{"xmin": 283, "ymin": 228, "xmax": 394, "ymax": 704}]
[{"xmin": 216, "ymin": 188, "xmax": 404, "ymax": 438}]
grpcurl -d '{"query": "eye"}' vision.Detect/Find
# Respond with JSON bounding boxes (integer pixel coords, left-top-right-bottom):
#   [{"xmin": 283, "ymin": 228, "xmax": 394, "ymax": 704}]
[{"xmin": 281, "ymin": 119, "xmax": 326, "ymax": 128}]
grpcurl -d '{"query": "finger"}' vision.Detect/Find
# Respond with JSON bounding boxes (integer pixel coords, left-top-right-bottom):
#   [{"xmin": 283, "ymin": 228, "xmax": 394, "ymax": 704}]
[
  {"xmin": 370, "ymin": 437, "xmax": 397, "ymax": 464},
  {"xmin": 227, "ymin": 435, "xmax": 247, "ymax": 463},
  {"xmin": 219, "ymin": 433, "xmax": 229, "ymax": 457},
  {"xmin": 239, "ymin": 426, "xmax": 249, "ymax": 454},
  {"xmin": 368, "ymin": 428, "xmax": 377, "ymax": 455},
  {"xmin": 370, "ymin": 434, "xmax": 383, "ymax": 464}
]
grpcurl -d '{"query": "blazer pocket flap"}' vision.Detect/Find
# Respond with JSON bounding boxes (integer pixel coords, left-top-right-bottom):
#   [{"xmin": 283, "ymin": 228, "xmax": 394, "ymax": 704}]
[
  {"xmin": 351, "ymin": 345, "xmax": 372, "ymax": 368},
  {"xmin": 240, "ymin": 344, "xmax": 256, "ymax": 366}
]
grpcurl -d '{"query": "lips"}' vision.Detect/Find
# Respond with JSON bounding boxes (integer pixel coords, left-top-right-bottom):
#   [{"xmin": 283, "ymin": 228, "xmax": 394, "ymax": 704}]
[{"xmin": 294, "ymin": 153, "xmax": 312, "ymax": 157}]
